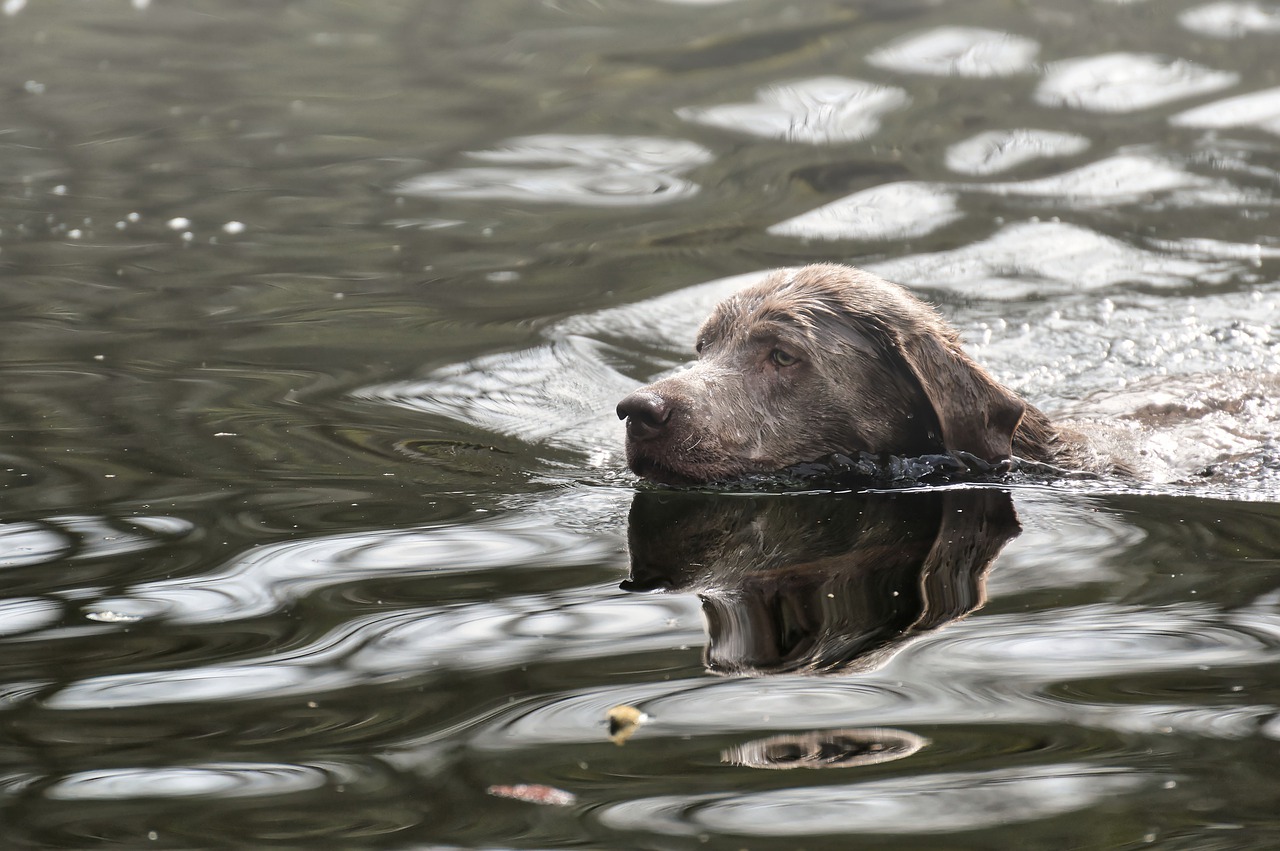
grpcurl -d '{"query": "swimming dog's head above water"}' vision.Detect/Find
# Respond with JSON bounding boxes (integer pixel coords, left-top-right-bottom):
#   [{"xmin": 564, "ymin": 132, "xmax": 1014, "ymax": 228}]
[{"xmin": 616, "ymin": 264, "xmax": 1054, "ymax": 485}]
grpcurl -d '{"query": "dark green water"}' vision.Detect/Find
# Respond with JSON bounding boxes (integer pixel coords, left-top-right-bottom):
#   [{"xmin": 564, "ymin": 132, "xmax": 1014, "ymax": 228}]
[{"xmin": 1, "ymin": 1, "xmax": 1279, "ymax": 848}]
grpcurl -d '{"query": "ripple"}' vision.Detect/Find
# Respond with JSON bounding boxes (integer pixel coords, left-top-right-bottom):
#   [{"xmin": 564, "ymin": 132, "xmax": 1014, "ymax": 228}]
[
  {"xmin": 677, "ymin": 76, "xmax": 909, "ymax": 144},
  {"xmin": 0, "ymin": 597, "xmax": 62, "ymax": 636},
  {"xmin": 866, "ymin": 26, "xmax": 1040, "ymax": 77},
  {"xmin": 1172, "ymin": 86, "xmax": 1280, "ymax": 135},
  {"xmin": 463, "ymin": 682, "xmax": 703, "ymax": 751},
  {"xmin": 45, "ymin": 762, "xmax": 340, "ymax": 800},
  {"xmin": 89, "ymin": 513, "xmax": 619, "ymax": 625},
  {"xmin": 643, "ymin": 679, "xmax": 917, "ymax": 730},
  {"xmin": 866, "ymin": 221, "xmax": 1224, "ymax": 298},
  {"xmin": 984, "ymin": 493, "xmax": 1145, "ymax": 594},
  {"xmin": 975, "ymin": 152, "xmax": 1251, "ymax": 209},
  {"xmin": 356, "ymin": 335, "xmax": 637, "ymax": 453},
  {"xmin": 767, "ymin": 182, "xmax": 961, "ymax": 241},
  {"xmin": 917, "ymin": 603, "xmax": 1280, "ymax": 680},
  {"xmin": 464, "ymin": 678, "xmax": 918, "ymax": 752},
  {"xmin": 398, "ymin": 167, "xmax": 697, "ymax": 207},
  {"xmin": 0, "ymin": 522, "xmax": 71, "ymax": 568},
  {"xmin": 346, "ymin": 593, "xmax": 701, "ymax": 677},
  {"xmin": 44, "ymin": 663, "xmax": 362, "ymax": 709},
  {"xmin": 396, "ymin": 134, "xmax": 712, "ymax": 207},
  {"xmin": 1093, "ymin": 704, "xmax": 1271, "ymax": 739},
  {"xmin": 971, "ymin": 289, "xmax": 1280, "ymax": 414},
  {"xmin": 48, "ymin": 590, "xmax": 698, "ymax": 709},
  {"xmin": 557, "ymin": 269, "xmax": 769, "ymax": 355},
  {"xmin": 1147, "ymin": 235, "xmax": 1280, "ymax": 262},
  {"xmin": 0, "ymin": 514, "xmax": 194, "ymax": 569},
  {"xmin": 945, "ymin": 129, "xmax": 1091, "ymax": 175},
  {"xmin": 597, "ymin": 765, "xmax": 1146, "ymax": 836},
  {"xmin": 1179, "ymin": 1, "xmax": 1280, "ymax": 37},
  {"xmin": 1036, "ymin": 53, "xmax": 1239, "ymax": 112},
  {"xmin": 353, "ymin": 271, "xmax": 780, "ymax": 460}
]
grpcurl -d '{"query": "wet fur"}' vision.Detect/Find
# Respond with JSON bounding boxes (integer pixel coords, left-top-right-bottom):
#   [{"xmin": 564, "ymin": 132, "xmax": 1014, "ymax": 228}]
[{"xmin": 617, "ymin": 263, "xmax": 1087, "ymax": 485}]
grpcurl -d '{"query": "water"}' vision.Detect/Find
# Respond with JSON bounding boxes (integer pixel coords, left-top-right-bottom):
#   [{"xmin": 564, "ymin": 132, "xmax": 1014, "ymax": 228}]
[{"xmin": 1, "ymin": 0, "xmax": 1279, "ymax": 847}]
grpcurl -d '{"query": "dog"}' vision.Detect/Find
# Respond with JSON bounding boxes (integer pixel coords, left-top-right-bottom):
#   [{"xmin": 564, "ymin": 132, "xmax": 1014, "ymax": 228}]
[{"xmin": 616, "ymin": 263, "xmax": 1103, "ymax": 485}]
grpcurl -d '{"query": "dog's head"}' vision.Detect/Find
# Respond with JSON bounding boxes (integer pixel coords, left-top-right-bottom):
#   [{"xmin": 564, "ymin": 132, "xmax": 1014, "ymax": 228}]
[{"xmin": 617, "ymin": 264, "xmax": 1026, "ymax": 484}]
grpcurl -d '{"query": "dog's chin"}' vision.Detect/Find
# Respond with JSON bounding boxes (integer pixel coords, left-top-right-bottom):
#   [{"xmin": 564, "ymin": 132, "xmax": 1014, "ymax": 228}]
[
  {"xmin": 627, "ymin": 455, "xmax": 705, "ymax": 486},
  {"xmin": 625, "ymin": 449, "xmax": 737, "ymax": 487}
]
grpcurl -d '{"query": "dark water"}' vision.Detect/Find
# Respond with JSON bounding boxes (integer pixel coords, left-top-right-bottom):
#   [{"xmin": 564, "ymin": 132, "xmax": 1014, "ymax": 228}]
[{"xmin": 2, "ymin": 0, "xmax": 1280, "ymax": 848}]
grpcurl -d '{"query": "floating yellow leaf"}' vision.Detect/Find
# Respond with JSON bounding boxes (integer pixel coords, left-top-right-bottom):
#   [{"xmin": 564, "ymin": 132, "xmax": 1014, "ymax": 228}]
[{"xmin": 607, "ymin": 704, "xmax": 648, "ymax": 745}]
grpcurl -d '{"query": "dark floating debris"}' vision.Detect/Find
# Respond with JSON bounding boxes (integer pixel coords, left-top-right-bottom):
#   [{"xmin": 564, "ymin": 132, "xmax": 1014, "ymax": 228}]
[{"xmin": 722, "ymin": 727, "xmax": 928, "ymax": 770}]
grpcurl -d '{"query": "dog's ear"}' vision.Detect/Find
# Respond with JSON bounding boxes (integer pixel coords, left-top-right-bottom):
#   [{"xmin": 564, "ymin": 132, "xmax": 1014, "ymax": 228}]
[{"xmin": 895, "ymin": 329, "xmax": 1026, "ymax": 463}]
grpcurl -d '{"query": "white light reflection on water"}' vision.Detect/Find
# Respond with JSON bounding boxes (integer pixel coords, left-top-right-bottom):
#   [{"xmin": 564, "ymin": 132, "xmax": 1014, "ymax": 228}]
[
  {"xmin": 0, "ymin": 515, "xmax": 193, "ymax": 569},
  {"xmin": 767, "ymin": 182, "xmax": 962, "ymax": 241},
  {"xmin": 47, "ymin": 591, "xmax": 698, "ymax": 709},
  {"xmin": 85, "ymin": 513, "xmax": 618, "ymax": 625},
  {"xmin": 945, "ymin": 129, "xmax": 1091, "ymax": 176},
  {"xmin": 1172, "ymin": 86, "xmax": 1280, "ymax": 135},
  {"xmin": 974, "ymin": 151, "xmax": 1260, "ymax": 209},
  {"xmin": 866, "ymin": 220, "xmax": 1227, "ymax": 297},
  {"xmin": 769, "ymin": 147, "xmax": 1262, "ymax": 242},
  {"xmin": 45, "ymin": 762, "xmax": 346, "ymax": 800},
  {"xmin": 596, "ymin": 765, "xmax": 1147, "ymax": 836},
  {"xmin": 677, "ymin": 77, "xmax": 909, "ymax": 144},
  {"xmin": 1179, "ymin": 1, "xmax": 1280, "ymax": 37},
  {"xmin": 0, "ymin": 598, "xmax": 61, "ymax": 636},
  {"xmin": 910, "ymin": 603, "xmax": 1280, "ymax": 680},
  {"xmin": 356, "ymin": 335, "xmax": 639, "ymax": 451},
  {"xmin": 866, "ymin": 26, "xmax": 1040, "ymax": 78},
  {"xmin": 397, "ymin": 134, "xmax": 713, "ymax": 206},
  {"xmin": 0, "ymin": 522, "xmax": 71, "ymax": 568},
  {"xmin": 1036, "ymin": 53, "xmax": 1239, "ymax": 113}
]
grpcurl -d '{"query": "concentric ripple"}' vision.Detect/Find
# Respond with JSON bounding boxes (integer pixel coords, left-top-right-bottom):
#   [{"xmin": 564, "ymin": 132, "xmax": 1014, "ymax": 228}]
[
  {"xmin": 45, "ymin": 762, "xmax": 342, "ymax": 800},
  {"xmin": 910, "ymin": 603, "xmax": 1280, "ymax": 680},
  {"xmin": 397, "ymin": 134, "xmax": 713, "ymax": 206},
  {"xmin": 597, "ymin": 765, "xmax": 1147, "ymax": 836}
]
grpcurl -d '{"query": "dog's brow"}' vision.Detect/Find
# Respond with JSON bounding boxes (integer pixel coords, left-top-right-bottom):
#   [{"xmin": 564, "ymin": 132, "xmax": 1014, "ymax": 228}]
[
  {"xmin": 747, "ymin": 321, "xmax": 777, "ymax": 338},
  {"xmin": 696, "ymin": 308, "xmax": 735, "ymax": 346}
]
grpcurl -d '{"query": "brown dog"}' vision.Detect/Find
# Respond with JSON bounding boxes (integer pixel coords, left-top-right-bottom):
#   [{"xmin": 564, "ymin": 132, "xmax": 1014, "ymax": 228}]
[{"xmin": 616, "ymin": 263, "xmax": 1071, "ymax": 485}]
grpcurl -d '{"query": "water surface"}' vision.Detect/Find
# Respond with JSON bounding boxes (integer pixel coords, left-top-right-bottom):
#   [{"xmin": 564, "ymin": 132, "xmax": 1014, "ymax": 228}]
[{"xmin": 1, "ymin": 1, "xmax": 1279, "ymax": 848}]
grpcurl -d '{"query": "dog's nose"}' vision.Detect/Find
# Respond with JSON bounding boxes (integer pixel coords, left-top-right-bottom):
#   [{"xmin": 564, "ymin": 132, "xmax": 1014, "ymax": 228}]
[{"xmin": 616, "ymin": 389, "xmax": 672, "ymax": 439}]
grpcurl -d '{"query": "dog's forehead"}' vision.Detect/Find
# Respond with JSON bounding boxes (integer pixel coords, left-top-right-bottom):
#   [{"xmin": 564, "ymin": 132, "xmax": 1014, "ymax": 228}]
[
  {"xmin": 693, "ymin": 268, "xmax": 939, "ymax": 362},
  {"xmin": 701, "ymin": 272, "xmax": 850, "ymax": 338}
]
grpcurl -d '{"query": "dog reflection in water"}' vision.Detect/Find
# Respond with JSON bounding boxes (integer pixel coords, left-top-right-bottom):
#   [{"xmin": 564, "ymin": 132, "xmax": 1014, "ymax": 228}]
[{"xmin": 622, "ymin": 487, "xmax": 1019, "ymax": 768}]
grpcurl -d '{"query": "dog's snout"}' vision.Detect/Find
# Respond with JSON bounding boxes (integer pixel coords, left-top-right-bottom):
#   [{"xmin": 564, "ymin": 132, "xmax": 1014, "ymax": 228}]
[{"xmin": 617, "ymin": 389, "xmax": 672, "ymax": 439}]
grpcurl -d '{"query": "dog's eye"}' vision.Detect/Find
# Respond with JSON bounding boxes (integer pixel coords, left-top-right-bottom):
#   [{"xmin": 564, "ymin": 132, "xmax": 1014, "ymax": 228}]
[
  {"xmin": 695, "ymin": 340, "xmax": 705, "ymax": 354},
  {"xmin": 770, "ymin": 349, "xmax": 799, "ymax": 367}
]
